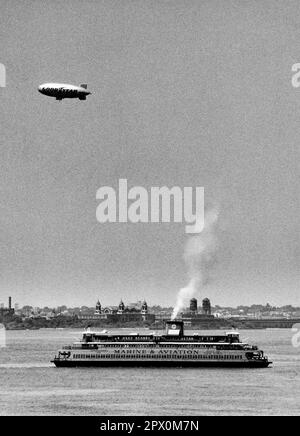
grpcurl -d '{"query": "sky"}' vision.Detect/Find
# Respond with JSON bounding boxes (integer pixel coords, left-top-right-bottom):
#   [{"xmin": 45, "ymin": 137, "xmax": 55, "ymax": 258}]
[{"xmin": 0, "ymin": 0, "xmax": 299, "ymax": 308}]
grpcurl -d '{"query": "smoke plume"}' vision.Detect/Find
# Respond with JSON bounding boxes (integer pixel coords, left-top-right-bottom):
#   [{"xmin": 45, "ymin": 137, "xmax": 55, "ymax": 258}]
[{"xmin": 171, "ymin": 209, "xmax": 219, "ymax": 320}]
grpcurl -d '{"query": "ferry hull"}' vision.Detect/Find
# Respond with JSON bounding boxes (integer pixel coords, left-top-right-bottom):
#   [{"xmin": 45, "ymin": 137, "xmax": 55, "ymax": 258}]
[{"xmin": 52, "ymin": 359, "xmax": 271, "ymax": 368}]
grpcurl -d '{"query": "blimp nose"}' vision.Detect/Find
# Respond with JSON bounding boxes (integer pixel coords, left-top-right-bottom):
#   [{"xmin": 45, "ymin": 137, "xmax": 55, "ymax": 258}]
[{"xmin": 38, "ymin": 85, "xmax": 43, "ymax": 93}]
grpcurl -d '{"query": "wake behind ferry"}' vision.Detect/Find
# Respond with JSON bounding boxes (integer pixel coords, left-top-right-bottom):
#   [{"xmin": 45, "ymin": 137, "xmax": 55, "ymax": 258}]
[{"xmin": 52, "ymin": 321, "xmax": 272, "ymax": 368}]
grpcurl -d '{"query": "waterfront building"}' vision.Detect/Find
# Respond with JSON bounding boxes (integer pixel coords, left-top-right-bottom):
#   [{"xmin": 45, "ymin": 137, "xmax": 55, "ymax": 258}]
[{"xmin": 78, "ymin": 299, "xmax": 155, "ymax": 323}]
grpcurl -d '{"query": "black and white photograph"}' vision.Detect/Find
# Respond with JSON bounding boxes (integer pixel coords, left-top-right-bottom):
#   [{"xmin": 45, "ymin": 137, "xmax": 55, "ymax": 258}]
[{"xmin": 0, "ymin": 0, "xmax": 299, "ymax": 420}]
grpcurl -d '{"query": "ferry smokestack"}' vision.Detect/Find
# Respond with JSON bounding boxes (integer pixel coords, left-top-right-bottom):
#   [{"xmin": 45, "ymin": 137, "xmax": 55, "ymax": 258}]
[
  {"xmin": 8, "ymin": 296, "xmax": 12, "ymax": 310},
  {"xmin": 165, "ymin": 320, "xmax": 184, "ymax": 337}
]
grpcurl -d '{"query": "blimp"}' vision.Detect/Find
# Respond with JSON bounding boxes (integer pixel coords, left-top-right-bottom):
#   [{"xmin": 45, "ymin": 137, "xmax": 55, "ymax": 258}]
[{"xmin": 38, "ymin": 83, "xmax": 91, "ymax": 100}]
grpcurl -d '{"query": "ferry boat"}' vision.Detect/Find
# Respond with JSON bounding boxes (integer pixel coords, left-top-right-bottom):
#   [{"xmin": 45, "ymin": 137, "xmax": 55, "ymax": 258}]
[{"xmin": 51, "ymin": 321, "xmax": 272, "ymax": 368}]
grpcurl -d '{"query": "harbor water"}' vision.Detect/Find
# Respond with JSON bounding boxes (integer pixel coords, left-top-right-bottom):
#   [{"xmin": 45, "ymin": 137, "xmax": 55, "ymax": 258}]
[{"xmin": 0, "ymin": 328, "xmax": 299, "ymax": 415}]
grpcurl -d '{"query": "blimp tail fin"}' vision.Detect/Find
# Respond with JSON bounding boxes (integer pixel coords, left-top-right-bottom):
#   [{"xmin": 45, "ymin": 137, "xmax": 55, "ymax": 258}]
[{"xmin": 80, "ymin": 84, "xmax": 87, "ymax": 89}]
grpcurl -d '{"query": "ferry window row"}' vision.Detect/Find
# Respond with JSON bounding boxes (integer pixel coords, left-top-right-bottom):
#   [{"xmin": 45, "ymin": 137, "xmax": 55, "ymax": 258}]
[
  {"xmin": 93, "ymin": 336, "xmax": 153, "ymax": 341},
  {"xmin": 92, "ymin": 336, "xmax": 232, "ymax": 343},
  {"xmin": 94, "ymin": 343, "xmax": 227, "ymax": 349},
  {"xmin": 72, "ymin": 354, "xmax": 244, "ymax": 360}
]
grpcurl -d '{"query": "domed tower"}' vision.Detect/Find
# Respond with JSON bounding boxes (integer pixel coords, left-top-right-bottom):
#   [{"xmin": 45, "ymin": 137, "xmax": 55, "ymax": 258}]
[
  {"xmin": 189, "ymin": 298, "xmax": 198, "ymax": 315},
  {"xmin": 141, "ymin": 300, "xmax": 148, "ymax": 321},
  {"xmin": 202, "ymin": 298, "xmax": 211, "ymax": 316},
  {"xmin": 95, "ymin": 300, "xmax": 101, "ymax": 315},
  {"xmin": 117, "ymin": 299, "xmax": 125, "ymax": 314},
  {"xmin": 141, "ymin": 300, "xmax": 148, "ymax": 315}
]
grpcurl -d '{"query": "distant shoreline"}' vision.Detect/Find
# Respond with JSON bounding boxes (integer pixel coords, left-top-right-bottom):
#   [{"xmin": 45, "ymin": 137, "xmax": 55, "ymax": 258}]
[{"xmin": 2, "ymin": 315, "xmax": 300, "ymax": 331}]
